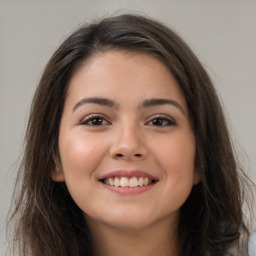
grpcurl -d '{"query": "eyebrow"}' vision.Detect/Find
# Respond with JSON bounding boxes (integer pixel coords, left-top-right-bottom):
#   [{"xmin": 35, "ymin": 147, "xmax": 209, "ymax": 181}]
[
  {"xmin": 141, "ymin": 98, "xmax": 185, "ymax": 114},
  {"xmin": 72, "ymin": 97, "xmax": 185, "ymax": 114},
  {"xmin": 72, "ymin": 97, "xmax": 120, "ymax": 112}
]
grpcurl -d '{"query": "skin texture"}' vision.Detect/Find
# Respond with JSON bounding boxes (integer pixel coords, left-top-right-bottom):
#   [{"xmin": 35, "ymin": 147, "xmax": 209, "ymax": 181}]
[{"xmin": 53, "ymin": 50, "xmax": 201, "ymax": 255}]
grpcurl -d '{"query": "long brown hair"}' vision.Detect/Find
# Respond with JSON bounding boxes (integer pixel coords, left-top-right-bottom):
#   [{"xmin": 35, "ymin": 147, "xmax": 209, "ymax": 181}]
[{"xmin": 8, "ymin": 14, "xmax": 255, "ymax": 256}]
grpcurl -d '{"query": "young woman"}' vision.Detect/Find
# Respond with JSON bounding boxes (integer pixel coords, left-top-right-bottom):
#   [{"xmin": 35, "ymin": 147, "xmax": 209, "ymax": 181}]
[{"xmin": 9, "ymin": 14, "xmax": 255, "ymax": 256}]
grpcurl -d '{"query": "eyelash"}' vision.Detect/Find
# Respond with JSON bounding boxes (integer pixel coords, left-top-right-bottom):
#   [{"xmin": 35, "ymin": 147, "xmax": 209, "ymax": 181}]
[
  {"xmin": 80, "ymin": 114, "xmax": 176, "ymax": 127},
  {"xmin": 80, "ymin": 114, "xmax": 111, "ymax": 126},
  {"xmin": 146, "ymin": 115, "xmax": 176, "ymax": 127}
]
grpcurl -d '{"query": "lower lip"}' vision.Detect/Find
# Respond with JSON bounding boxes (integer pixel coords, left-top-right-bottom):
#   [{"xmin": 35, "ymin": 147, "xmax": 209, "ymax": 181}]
[{"xmin": 101, "ymin": 182, "xmax": 157, "ymax": 195}]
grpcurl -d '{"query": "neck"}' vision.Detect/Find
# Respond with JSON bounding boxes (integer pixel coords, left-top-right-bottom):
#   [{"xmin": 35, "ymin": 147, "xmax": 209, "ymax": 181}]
[{"xmin": 87, "ymin": 216, "xmax": 179, "ymax": 256}]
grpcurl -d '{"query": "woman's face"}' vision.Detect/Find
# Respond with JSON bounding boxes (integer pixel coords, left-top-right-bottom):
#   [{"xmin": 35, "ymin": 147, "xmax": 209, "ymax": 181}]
[{"xmin": 53, "ymin": 50, "xmax": 200, "ymax": 231}]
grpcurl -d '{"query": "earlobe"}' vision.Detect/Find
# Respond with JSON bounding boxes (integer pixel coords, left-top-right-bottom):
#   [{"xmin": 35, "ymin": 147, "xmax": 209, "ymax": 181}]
[
  {"xmin": 51, "ymin": 168, "xmax": 65, "ymax": 182},
  {"xmin": 193, "ymin": 170, "xmax": 201, "ymax": 185},
  {"xmin": 51, "ymin": 158, "xmax": 65, "ymax": 182}
]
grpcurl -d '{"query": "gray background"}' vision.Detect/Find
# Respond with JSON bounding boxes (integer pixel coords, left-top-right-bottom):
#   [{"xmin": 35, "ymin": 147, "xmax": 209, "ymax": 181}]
[{"xmin": 1, "ymin": 0, "xmax": 255, "ymax": 254}]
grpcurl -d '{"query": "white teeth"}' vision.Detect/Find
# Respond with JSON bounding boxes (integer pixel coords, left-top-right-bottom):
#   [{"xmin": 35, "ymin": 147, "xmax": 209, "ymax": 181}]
[
  {"xmin": 143, "ymin": 177, "xmax": 149, "ymax": 186},
  {"xmin": 114, "ymin": 177, "xmax": 119, "ymax": 187},
  {"xmin": 104, "ymin": 177, "xmax": 153, "ymax": 187},
  {"xmin": 109, "ymin": 177, "xmax": 114, "ymax": 186},
  {"xmin": 120, "ymin": 177, "xmax": 129, "ymax": 187},
  {"xmin": 138, "ymin": 177, "xmax": 144, "ymax": 187},
  {"xmin": 129, "ymin": 177, "xmax": 138, "ymax": 187}
]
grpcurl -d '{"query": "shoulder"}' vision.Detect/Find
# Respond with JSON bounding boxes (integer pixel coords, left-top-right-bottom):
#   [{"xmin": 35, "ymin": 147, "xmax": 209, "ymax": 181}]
[
  {"xmin": 225, "ymin": 232, "xmax": 249, "ymax": 256},
  {"xmin": 249, "ymin": 231, "xmax": 256, "ymax": 256}
]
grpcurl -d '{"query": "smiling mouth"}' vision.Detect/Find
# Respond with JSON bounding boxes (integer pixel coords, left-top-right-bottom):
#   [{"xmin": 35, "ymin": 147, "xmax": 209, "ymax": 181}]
[
  {"xmin": 98, "ymin": 170, "xmax": 159, "ymax": 193},
  {"xmin": 100, "ymin": 176, "xmax": 157, "ymax": 188}
]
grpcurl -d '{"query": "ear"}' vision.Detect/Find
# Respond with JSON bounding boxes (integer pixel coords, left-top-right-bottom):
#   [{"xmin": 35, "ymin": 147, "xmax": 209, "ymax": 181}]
[
  {"xmin": 51, "ymin": 156, "xmax": 65, "ymax": 182},
  {"xmin": 193, "ymin": 169, "xmax": 201, "ymax": 185}
]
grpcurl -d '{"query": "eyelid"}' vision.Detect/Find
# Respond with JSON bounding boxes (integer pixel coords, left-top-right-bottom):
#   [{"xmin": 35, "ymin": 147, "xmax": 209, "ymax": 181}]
[
  {"xmin": 145, "ymin": 114, "xmax": 177, "ymax": 126},
  {"xmin": 80, "ymin": 113, "xmax": 111, "ymax": 125}
]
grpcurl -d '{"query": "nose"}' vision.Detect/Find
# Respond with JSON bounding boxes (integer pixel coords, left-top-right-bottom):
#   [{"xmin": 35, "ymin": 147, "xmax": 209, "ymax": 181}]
[{"xmin": 109, "ymin": 124, "xmax": 148, "ymax": 161}]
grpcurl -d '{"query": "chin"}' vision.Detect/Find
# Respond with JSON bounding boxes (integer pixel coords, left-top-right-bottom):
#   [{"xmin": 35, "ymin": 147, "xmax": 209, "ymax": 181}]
[
  {"xmin": 103, "ymin": 218, "xmax": 154, "ymax": 231},
  {"xmin": 88, "ymin": 208, "xmax": 166, "ymax": 232}
]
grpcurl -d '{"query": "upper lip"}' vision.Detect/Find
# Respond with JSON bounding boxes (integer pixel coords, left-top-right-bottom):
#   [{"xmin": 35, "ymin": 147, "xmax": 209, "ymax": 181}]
[{"xmin": 98, "ymin": 170, "xmax": 159, "ymax": 181}]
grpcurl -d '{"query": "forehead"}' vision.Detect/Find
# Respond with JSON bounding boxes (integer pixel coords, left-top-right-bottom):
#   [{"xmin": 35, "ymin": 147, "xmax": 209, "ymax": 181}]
[{"xmin": 66, "ymin": 50, "xmax": 188, "ymax": 112}]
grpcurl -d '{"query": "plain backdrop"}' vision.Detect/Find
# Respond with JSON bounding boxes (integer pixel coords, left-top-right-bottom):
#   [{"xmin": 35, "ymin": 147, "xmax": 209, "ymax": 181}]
[{"xmin": 0, "ymin": 0, "xmax": 255, "ymax": 254}]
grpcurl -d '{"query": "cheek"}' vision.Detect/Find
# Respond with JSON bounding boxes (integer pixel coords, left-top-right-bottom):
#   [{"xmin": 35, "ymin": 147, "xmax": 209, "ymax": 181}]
[
  {"xmin": 155, "ymin": 133, "xmax": 195, "ymax": 171},
  {"xmin": 59, "ymin": 132, "xmax": 107, "ymax": 180},
  {"xmin": 154, "ymin": 133, "xmax": 196, "ymax": 196},
  {"xmin": 58, "ymin": 133, "xmax": 108, "ymax": 210}
]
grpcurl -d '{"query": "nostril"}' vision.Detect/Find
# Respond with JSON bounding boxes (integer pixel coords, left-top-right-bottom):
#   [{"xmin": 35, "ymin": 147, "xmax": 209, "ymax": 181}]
[{"xmin": 115, "ymin": 153, "xmax": 142, "ymax": 158}]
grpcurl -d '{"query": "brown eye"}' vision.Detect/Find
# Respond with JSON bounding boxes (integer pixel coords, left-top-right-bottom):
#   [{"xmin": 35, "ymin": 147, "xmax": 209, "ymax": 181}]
[
  {"xmin": 147, "ymin": 117, "xmax": 176, "ymax": 126},
  {"xmin": 80, "ymin": 115, "xmax": 111, "ymax": 126}
]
